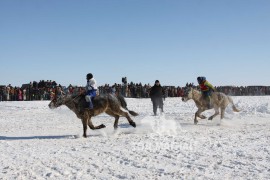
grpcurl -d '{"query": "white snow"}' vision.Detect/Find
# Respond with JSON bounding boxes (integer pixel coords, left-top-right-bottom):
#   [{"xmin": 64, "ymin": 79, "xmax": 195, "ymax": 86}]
[{"xmin": 0, "ymin": 96, "xmax": 270, "ymax": 179}]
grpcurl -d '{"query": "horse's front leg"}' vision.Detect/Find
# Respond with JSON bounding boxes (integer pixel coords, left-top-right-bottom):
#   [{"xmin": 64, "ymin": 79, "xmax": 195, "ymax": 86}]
[
  {"xmin": 84, "ymin": 110, "xmax": 106, "ymax": 130},
  {"xmin": 87, "ymin": 116, "xmax": 106, "ymax": 130},
  {"xmin": 194, "ymin": 109, "xmax": 202, "ymax": 124},
  {"xmin": 81, "ymin": 117, "xmax": 88, "ymax": 138},
  {"xmin": 208, "ymin": 107, "xmax": 219, "ymax": 120}
]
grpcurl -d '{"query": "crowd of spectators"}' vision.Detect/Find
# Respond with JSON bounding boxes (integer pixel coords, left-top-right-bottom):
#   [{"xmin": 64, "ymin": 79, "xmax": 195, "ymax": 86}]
[
  {"xmin": 0, "ymin": 80, "xmax": 270, "ymax": 101},
  {"xmin": 0, "ymin": 80, "xmax": 83, "ymax": 101}
]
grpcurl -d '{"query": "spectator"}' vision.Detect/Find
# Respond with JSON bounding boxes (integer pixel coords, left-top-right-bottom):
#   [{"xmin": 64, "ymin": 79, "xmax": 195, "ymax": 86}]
[
  {"xmin": 18, "ymin": 88, "xmax": 23, "ymax": 101},
  {"xmin": 22, "ymin": 88, "xmax": 26, "ymax": 101},
  {"xmin": 0, "ymin": 87, "xmax": 3, "ymax": 101}
]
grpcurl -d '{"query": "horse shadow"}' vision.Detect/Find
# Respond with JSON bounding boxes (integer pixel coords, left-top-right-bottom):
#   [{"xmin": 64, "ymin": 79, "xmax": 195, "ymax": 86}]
[
  {"xmin": 179, "ymin": 121, "xmax": 221, "ymax": 127},
  {"xmin": 0, "ymin": 135, "xmax": 78, "ymax": 141},
  {"xmin": 118, "ymin": 123, "xmax": 132, "ymax": 129}
]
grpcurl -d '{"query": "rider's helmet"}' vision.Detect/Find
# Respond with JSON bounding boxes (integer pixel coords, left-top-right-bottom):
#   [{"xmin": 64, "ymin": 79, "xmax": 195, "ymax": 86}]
[
  {"xmin": 197, "ymin": 76, "xmax": 206, "ymax": 84},
  {"xmin": 86, "ymin": 73, "xmax": 93, "ymax": 80}
]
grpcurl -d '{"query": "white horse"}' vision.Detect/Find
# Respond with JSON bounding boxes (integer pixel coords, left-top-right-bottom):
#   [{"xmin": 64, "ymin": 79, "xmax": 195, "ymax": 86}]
[{"xmin": 182, "ymin": 88, "xmax": 240, "ymax": 124}]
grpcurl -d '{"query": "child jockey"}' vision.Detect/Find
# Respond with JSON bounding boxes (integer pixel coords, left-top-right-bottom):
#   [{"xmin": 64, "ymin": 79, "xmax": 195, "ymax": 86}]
[
  {"xmin": 85, "ymin": 73, "xmax": 97, "ymax": 109},
  {"xmin": 197, "ymin": 76, "xmax": 216, "ymax": 109}
]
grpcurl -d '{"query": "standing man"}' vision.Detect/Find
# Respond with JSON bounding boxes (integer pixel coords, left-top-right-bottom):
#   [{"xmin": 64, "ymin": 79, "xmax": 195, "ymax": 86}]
[
  {"xmin": 150, "ymin": 80, "xmax": 164, "ymax": 116},
  {"xmin": 0, "ymin": 87, "xmax": 3, "ymax": 101}
]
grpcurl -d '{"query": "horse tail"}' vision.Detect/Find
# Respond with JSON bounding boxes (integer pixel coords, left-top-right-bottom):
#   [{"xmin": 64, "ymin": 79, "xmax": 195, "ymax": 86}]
[
  {"xmin": 117, "ymin": 95, "xmax": 139, "ymax": 116},
  {"xmin": 228, "ymin": 96, "xmax": 240, "ymax": 112}
]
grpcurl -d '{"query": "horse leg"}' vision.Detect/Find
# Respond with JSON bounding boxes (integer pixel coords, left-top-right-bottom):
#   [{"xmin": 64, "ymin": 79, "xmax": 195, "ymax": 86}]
[
  {"xmin": 84, "ymin": 111, "xmax": 106, "ymax": 130},
  {"xmin": 88, "ymin": 117, "xmax": 106, "ymax": 130},
  {"xmin": 194, "ymin": 115, "xmax": 198, "ymax": 125},
  {"xmin": 220, "ymin": 107, "xmax": 225, "ymax": 119},
  {"xmin": 81, "ymin": 117, "xmax": 88, "ymax": 138},
  {"xmin": 113, "ymin": 116, "xmax": 120, "ymax": 129},
  {"xmin": 199, "ymin": 115, "xmax": 206, "ymax": 119},
  {"xmin": 194, "ymin": 109, "xmax": 203, "ymax": 124},
  {"xmin": 118, "ymin": 110, "xmax": 136, "ymax": 128},
  {"xmin": 208, "ymin": 107, "xmax": 219, "ymax": 120},
  {"xmin": 105, "ymin": 110, "xmax": 120, "ymax": 129},
  {"xmin": 108, "ymin": 98, "xmax": 136, "ymax": 127}
]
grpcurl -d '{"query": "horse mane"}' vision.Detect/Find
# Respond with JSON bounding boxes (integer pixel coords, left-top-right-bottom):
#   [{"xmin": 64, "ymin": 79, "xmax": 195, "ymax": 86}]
[
  {"xmin": 63, "ymin": 94, "xmax": 88, "ymax": 115},
  {"xmin": 191, "ymin": 88, "xmax": 201, "ymax": 94}
]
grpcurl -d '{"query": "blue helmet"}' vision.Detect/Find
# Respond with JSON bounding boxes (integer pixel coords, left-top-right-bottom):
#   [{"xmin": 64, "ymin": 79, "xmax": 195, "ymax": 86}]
[{"xmin": 197, "ymin": 76, "xmax": 206, "ymax": 84}]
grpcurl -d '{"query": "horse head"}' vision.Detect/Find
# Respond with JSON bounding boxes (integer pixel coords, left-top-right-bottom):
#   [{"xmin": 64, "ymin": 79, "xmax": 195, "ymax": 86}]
[
  {"xmin": 48, "ymin": 95, "xmax": 68, "ymax": 109},
  {"xmin": 181, "ymin": 87, "xmax": 194, "ymax": 102}
]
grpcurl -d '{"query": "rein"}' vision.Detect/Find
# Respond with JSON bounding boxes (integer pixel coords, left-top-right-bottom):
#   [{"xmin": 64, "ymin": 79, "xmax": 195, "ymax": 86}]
[{"xmin": 71, "ymin": 94, "xmax": 81, "ymax": 102}]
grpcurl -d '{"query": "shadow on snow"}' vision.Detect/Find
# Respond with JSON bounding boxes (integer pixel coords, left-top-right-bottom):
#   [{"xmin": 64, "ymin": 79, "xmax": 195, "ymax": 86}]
[{"xmin": 0, "ymin": 135, "xmax": 77, "ymax": 141}]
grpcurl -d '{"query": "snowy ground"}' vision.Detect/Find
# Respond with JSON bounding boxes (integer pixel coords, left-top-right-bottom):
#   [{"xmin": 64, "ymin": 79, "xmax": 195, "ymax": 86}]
[{"xmin": 0, "ymin": 96, "xmax": 270, "ymax": 179}]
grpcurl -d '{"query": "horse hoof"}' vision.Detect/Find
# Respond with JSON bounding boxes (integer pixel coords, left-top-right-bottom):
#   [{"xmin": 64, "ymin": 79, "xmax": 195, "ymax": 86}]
[
  {"xmin": 208, "ymin": 117, "xmax": 213, "ymax": 121},
  {"xmin": 130, "ymin": 122, "xmax": 136, "ymax": 128},
  {"xmin": 83, "ymin": 134, "xmax": 87, "ymax": 138},
  {"xmin": 194, "ymin": 121, "xmax": 198, "ymax": 125},
  {"xmin": 100, "ymin": 124, "xmax": 106, "ymax": 128}
]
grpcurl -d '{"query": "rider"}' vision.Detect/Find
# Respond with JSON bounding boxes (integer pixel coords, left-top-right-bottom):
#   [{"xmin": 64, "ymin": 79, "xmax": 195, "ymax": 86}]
[
  {"xmin": 85, "ymin": 73, "xmax": 98, "ymax": 109},
  {"xmin": 197, "ymin": 76, "xmax": 216, "ymax": 109}
]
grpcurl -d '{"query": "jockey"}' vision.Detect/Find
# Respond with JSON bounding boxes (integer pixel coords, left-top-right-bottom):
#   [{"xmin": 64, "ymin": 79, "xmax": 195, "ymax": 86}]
[
  {"xmin": 85, "ymin": 73, "xmax": 97, "ymax": 109},
  {"xmin": 197, "ymin": 76, "xmax": 216, "ymax": 108}
]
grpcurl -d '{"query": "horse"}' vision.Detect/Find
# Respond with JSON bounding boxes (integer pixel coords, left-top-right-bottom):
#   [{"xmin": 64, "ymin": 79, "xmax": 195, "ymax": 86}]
[
  {"xmin": 182, "ymin": 88, "xmax": 240, "ymax": 124},
  {"xmin": 48, "ymin": 94, "xmax": 138, "ymax": 138}
]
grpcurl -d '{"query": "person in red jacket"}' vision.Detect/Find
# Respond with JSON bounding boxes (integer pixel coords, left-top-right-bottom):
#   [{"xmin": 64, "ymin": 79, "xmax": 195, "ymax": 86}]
[{"xmin": 197, "ymin": 77, "xmax": 216, "ymax": 109}]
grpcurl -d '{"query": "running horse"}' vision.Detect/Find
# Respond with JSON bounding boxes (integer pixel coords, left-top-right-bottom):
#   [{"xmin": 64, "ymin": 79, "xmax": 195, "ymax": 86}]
[
  {"xmin": 49, "ymin": 94, "xmax": 138, "ymax": 138},
  {"xmin": 182, "ymin": 88, "xmax": 240, "ymax": 124}
]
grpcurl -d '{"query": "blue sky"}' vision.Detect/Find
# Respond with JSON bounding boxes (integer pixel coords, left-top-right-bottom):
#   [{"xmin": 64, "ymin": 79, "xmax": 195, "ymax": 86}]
[{"xmin": 0, "ymin": 0, "xmax": 270, "ymax": 87}]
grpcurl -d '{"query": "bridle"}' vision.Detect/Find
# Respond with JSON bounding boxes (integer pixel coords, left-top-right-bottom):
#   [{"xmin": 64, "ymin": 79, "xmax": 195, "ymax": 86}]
[
  {"xmin": 190, "ymin": 88, "xmax": 195, "ymax": 99},
  {"xmin": 184, "ymin": 87, "xmax": 194, "ymax": 100}
]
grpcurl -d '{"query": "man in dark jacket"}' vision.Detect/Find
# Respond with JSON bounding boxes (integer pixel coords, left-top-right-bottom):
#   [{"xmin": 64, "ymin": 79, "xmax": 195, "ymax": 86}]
[
  {"xmin": 150, "ymin": 80, "xmax": 164, "ymax": 116},
  {"xmin": 0, "ymin": 87, "xmax": 3, "ymax": 101}
]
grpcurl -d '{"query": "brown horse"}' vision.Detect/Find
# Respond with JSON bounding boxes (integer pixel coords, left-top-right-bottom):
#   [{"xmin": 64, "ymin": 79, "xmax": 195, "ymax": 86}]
[
  {"xmin": 48, "ymin": 94, "xmax": 138, "ymax": 138},
  {"xmin": 182, "ymin": 88, "xmax": 240, "ymax": 124}
]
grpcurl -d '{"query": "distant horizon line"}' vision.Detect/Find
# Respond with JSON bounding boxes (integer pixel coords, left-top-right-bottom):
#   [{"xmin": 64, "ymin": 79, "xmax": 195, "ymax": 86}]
[{"xmin": 1, "ymin": 81, "xmax": 269, "ymax": 88}]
